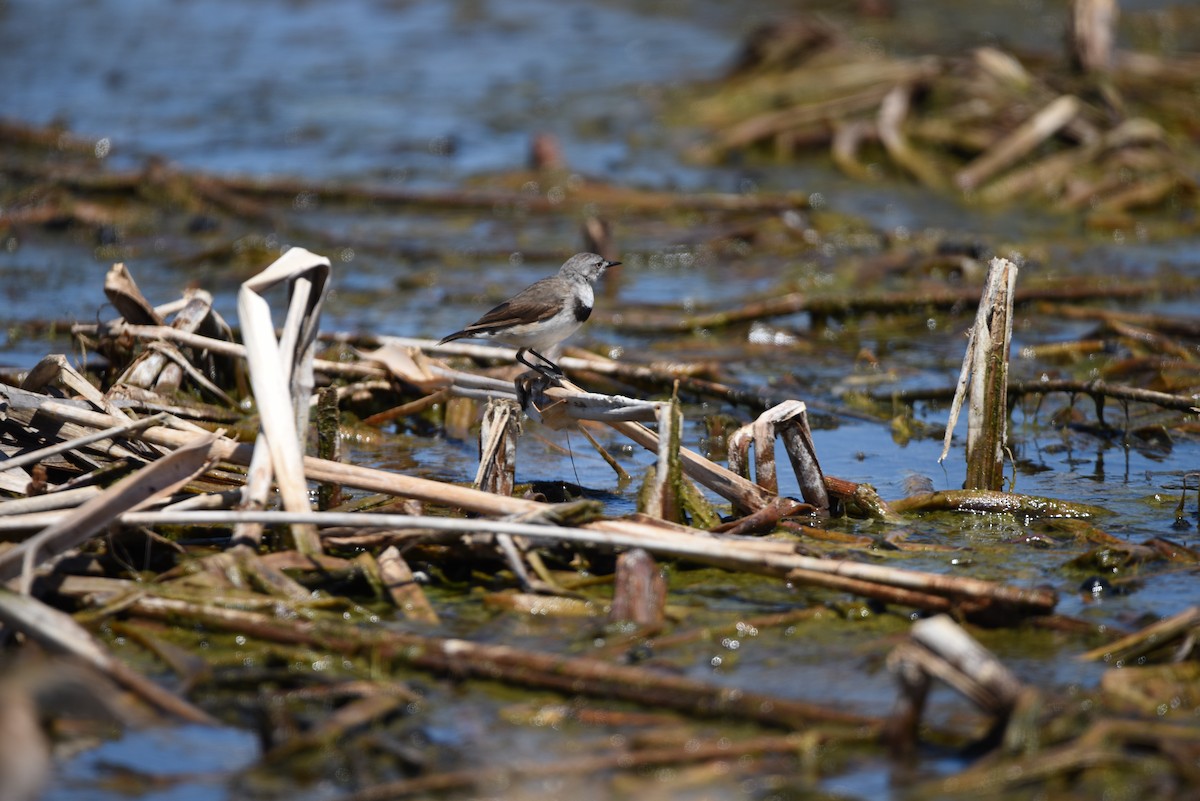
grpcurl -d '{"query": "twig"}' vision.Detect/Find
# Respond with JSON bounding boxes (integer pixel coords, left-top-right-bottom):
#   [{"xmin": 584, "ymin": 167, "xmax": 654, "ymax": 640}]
[
  {"xmin": 0, "ymin": 434, "xmax": 220, "ymax": 590},
  {"xmin": 1076, "ymin": 606, "xmax": 1200, "ymax": 663},
  {"xmin": 955, "ymin": 96, "xmax": 1081, "ymax": 191},
  {"xmin": 0, "ymin": 412, "xmax": 168, "ymax": 476},
  {"xmin": 874, "ymin": 378, "xmax": 1200, "ymax": 416}
]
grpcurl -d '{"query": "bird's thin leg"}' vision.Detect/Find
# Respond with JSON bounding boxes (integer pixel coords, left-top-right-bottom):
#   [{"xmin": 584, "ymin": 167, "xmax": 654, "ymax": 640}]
[{"xmin": 516, "ymin": 348, "xmax": 564, "ymax": 379}]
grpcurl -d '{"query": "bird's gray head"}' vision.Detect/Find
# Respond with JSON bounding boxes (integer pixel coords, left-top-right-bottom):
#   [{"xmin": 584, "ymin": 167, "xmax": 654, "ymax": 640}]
[{"xmin": 559, "ymin": 252, "xmax": 620, "ymax": 284}]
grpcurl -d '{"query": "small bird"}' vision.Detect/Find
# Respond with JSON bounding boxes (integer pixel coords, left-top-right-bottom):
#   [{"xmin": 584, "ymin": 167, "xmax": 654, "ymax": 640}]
[{"xmin": 439, "ymin": 252, "xmax": 619, "ymax": 378}]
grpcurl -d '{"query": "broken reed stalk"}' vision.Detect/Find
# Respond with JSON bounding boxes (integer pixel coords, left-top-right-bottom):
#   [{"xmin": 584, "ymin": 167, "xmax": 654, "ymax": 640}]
[
  {"xmin": 1077, "ymin": 605, "xmax": 1200, "ymax": 663},
  {"xmin": 377, "ymin": 545, "xmax": 440, "ymax": 624},
  {"xmin": 955, "ymin": 95, "xmax": 1081, "ymax": 192},
  {"xmin": 316, "ymin": 386, "xmax": 342, "ymax": 510},
  {"xmin": 1068, "ymin": 0, "xmax": 1118, "ymax": 74},
  {"xmin": 729, "ymin": 401, "xmax": 830, "ymax": 515},
  {"xmin": 475, "ymin": 398, "xmax": 536, "ymax": 588},
  {"xmin": 643, "ymin": 393, "xmax": 684, "ymax": 522},
  {"xmin": 0, "ymin": 435, "xmax": 220, "ymax": 587},
  {"xmin": 609, "ymin": 548, "xmax": 667, "ymax": 630},
  {"xmin": 940, "ymin": 257, "xmax": 1018, "ymax": 491},
  {"xmin": 886, "ymin": 615, "xmax": 1024, "ymax": 754},
  {"xmin": 475, "ymin": 398, "xmax": 520, "ymax": 496},
  {"xmin": 235, "ymin": 247, "xmax": 331, "ymax": 556}
]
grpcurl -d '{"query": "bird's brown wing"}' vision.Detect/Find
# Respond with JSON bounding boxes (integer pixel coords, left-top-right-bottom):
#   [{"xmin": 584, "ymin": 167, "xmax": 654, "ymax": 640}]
[{"xmin": 439, "ymin": 277, "xmax": 565, "ymax": 342}]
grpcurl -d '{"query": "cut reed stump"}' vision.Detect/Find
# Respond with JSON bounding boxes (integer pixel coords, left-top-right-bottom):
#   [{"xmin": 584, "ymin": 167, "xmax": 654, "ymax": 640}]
[
  {"xmin": 886, "ymin": 614, "xmax": 1025, "ymax": 757},
  {"xmin": 941, "ymin": 257, "xmax": 1018, "ymax": 491}
]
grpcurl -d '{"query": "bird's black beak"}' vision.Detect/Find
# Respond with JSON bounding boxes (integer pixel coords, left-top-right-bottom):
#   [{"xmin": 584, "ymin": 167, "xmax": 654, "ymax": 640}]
[{"xmin": 602, "ymin": 260, "xmax": 621, "ymax": 269}]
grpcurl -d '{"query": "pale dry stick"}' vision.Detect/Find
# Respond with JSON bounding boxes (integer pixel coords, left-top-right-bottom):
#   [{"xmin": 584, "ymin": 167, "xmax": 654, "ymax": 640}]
[
  {"xmin": 408, "ymin": 333, "xmax": 710, "ymax": 385},
  {"xmin": 831, "ymin": 119, "xmax": 878, "ymax": 181},
  {"xmin": 103, "ymin": 262, "xmax": 164, "ymax": 326},
  {"xmin": 1077, "ymin": 605, "xmax": 1200, "ymax": 663},
  {"xmin": 142, "ymin": 341, "xmax": 239, "ymax": 407},
  {"xmin": 0, "ymin": 434, "xmax": 220, "ymax": 590},
  {"xmin": 1068, "ymin": 0, "xmax": 1118, "ymax": 73},
  {"xmin": 113, "ymin": 274, "xmax": 214, "ymax": 394},
  {"xmin": 774, "ymin": 402, "xmax": 830, "ymax": 513},
  {"xmin": 158, "ymin": 489, "xmax": 244, "ymax": 512},
  {"xmin": 0, "ymin": 487, "xmax": 102, "ymax": 517},
  {"xmin": 908, "ymin": 615, "xmax": 1024, "ymax": 712},
  {"xmin": 77, "ymin": 322, "xmax": 244, "ymax": 358},
  {"xmin": 387, "ymin": 357, "xmax": 664, "ymax": 425},
  {"xmin": 968, "ymin": 258, "xmax": 1016, "ymax": 490},
  {"xmin": 886, "ymin": 614, "xmax": 1026, "ymax": 756},
  {"xmin": 0, "ymin": 511, "xmax": 92, "ymax": 534},
  {"xmin": 878, "ymin": 83, "xmax": 946, "ymax": 190},
  {"xmin": 475, "ymin": 401, "xmax": 518, "ymax": 492},
  {"xmin": 955, "ymin": 95, "xmax": 1082, "ymax": 192},
  {"xmin": 0, "ymin": 452, "xmax": 30, "ymax": 494},
  {"xmin": 475, "ymin": 398, "xmax": 535, "ymax": 589},
  {"xmin": 22, "ymin": 354, "xmax": 134, "ymax": 423},
  {"xmin": 973, "ymin": 46, "xmax": 1033, "ymax": 90},
  {"xmin": 377, "ymin": 545, "xmax": 440, "ymax": 624},
  {"xmin": 713, "ymin": 83, "xmax": 896, "ymax": 153},
  {"xmin": 0, "ymin": 412, "xmax": 168, "ymax": 477},
  {"xmin": 979, "ymin": 118, "xmax": 1164, "ymax": 205},
  {"xmin": 73, "ymin": 322, "xmax": 389, "ymax": 385}
]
